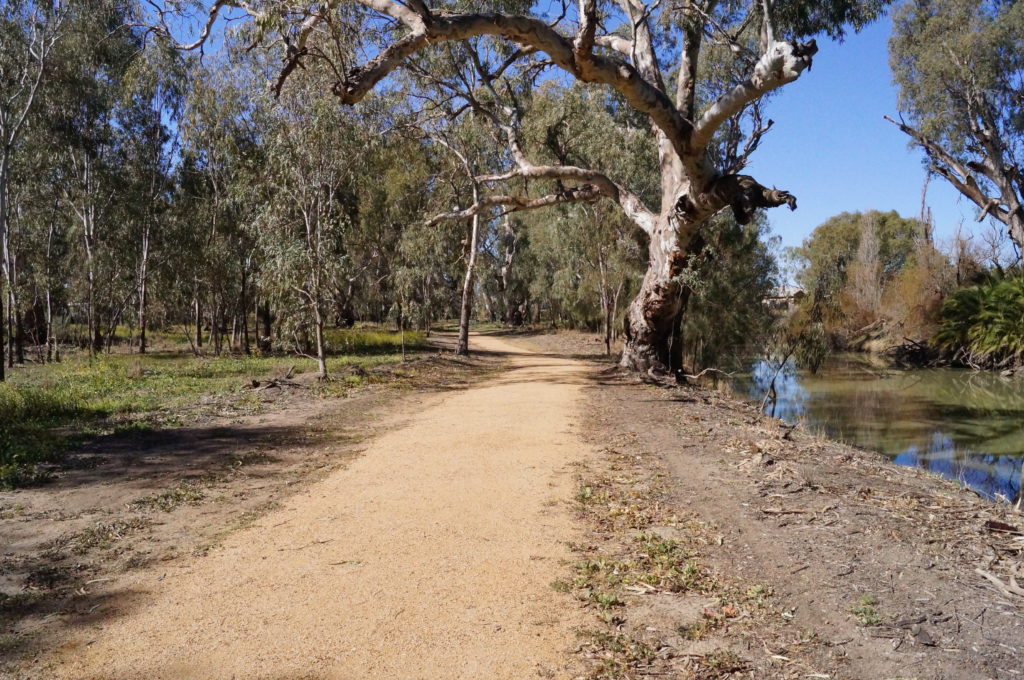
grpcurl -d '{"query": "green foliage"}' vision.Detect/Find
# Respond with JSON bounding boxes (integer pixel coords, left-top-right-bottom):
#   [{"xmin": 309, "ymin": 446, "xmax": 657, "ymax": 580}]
[
  {"xmin": 683, "ymin": 214, "xmax": 780, "ymax": 371},
  {"xmin": 935, "ymin": 273, "xmax": 1024, "ymax": 367},
  {"xmin": 890, "ymin": 0, "xmax": 1024, "ymax": 154},
  {"xmin": 851, "ymin": 593, "xmax": 883, "ymax": 626},
  {"xmin": 793, "ymin": 210, "xmax": 923, "ymax": 299},
  {"xmin": 788, "ymin": 210, "xmax": 954, "ymax": 345}
]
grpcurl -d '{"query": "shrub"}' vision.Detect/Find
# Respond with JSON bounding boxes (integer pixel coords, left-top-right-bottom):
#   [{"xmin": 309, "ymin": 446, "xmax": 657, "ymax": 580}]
[{"xmin": 935, "ymin": 274, "xmax": 1024, "ymax": 367}]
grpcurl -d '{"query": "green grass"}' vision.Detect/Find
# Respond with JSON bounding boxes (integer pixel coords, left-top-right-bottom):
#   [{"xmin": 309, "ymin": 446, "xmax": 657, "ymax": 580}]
[
  {"xmin": 0, "ymin": 328, "xmax": 425, "ymax": 488},
  {"xmin": 323, "ymin": 327, "xmax": 426, "ymax": 354}
]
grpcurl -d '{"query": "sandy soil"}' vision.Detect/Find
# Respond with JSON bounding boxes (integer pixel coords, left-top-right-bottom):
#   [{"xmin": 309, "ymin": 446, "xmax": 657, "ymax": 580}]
[{"xmin": 31, "ymin": 335, "xmax": 590, "ymax": 679}]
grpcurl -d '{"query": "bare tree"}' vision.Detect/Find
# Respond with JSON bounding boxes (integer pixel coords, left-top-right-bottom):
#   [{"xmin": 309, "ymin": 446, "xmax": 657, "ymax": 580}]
[{"xmin": 154, "ymin": 0, "xmax": 887, "ymax": 376}]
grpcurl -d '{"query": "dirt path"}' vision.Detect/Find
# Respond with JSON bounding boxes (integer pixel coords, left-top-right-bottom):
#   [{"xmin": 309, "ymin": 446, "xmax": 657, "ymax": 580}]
[{"xmin": 41, "ymin": 336, "xmax": 589, "ymax": 679}]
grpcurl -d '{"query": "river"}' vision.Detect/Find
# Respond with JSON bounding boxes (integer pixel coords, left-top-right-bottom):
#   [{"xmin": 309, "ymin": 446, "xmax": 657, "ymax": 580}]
[{"xmin": 734, "ymin": 356, "xmax": 1024, "ymax": 503}]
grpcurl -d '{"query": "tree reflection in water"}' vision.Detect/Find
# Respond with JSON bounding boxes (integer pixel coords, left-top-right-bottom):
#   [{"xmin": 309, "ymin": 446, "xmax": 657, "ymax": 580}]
[{"xmin": 739, "ymin": 357, "xmax": 1024, "ymax": 503}]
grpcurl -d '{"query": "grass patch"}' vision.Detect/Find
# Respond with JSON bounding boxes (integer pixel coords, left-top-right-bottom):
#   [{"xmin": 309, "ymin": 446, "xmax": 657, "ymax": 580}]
[
  {"xmin": 323, "ymin": 327, "xmax": 426, "ymax": 355},
  {"xmin": 695, "ymin": 650, "xmax": 748, "ymax": 676},
  {"xmin": 580, "ymin": 630, "xmax": 657, "ymax": 678},
  {"xmin": 0, "ymin": 327, "xmax": 425, "ymax": 488}
]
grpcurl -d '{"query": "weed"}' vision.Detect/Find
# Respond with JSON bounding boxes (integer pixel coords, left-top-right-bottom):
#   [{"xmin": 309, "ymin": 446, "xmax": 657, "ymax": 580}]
[
  {"xmin": 0, "ymin": 591, "xmax": 45, "ymax": 614},
  {"xmin": 678, "ymin": 603, "xmax": 744, "ymax": 641},
  {"xmin": 851, "ymin": 593, "xmax": 883, "ymax": 626},
  {"xmin": 581, "ymin": 630, "xmax": 656, "ymax": 676},
  {"xmin": 591, "ymin": 591, "xmax": 624, "ymax": 609},
  {"xmin": 695, "ymin": 650, "xmax": 747, "ymax": 676},
  {"xmin": 0, "ymin": 633, "xmax": 25, "ymax": 656},
  {"xmin": 576, "ymin": 485, "xmax": 595, "ymax": 503},
  {"xmin": 550, "ymin": 578, "xmax": 572, "ymax": 593},
  {"xmin": 0, "ymin": 503, "xmax": 26, "ymax": 519}
]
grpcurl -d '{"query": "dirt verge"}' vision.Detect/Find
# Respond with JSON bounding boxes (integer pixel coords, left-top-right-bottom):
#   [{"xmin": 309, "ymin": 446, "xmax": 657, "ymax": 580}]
[{"xmin": 525, "ymin": 331, "xmax": 1024, "ymax": 679}]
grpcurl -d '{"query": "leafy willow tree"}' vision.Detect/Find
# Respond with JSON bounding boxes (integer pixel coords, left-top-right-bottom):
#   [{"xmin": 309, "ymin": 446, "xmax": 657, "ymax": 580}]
[
  {"xmin": 153, "ymin": 0, "xmax": 890, "ymax": 377},
  {"xmin": 681, "ymin": 214, "xmax": 779, "ymax": 371},
  {"xmin": 889, "ymin": 0, "xmax": 1024, "ymax": 253}
]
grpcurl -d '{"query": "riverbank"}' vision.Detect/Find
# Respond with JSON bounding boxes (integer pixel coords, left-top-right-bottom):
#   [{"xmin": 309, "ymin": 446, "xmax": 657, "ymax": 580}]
[{"xmin": 525, "ymin": 331, "xmax": 1024, "ymax": 679}]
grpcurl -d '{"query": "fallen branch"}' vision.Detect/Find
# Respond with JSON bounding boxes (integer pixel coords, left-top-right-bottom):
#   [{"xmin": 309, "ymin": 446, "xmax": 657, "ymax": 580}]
[
  {"xmin": 681, "ymin": 367, "xmax": 734, "ymax": 381},
  {"xmin": 975, "ymin": 568, "xmax": 1024, "ymax": 599}
]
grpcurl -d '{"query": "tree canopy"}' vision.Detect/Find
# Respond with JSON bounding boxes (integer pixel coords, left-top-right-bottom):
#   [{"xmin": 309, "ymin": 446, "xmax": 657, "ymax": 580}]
[{"xmin": 889, "ymin": 0, "xmax": 1024, "ymax": 251}]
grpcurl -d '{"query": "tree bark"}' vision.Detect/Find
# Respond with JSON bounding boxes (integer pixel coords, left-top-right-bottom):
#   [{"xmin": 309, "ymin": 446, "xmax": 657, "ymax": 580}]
[
  {"xmin": 457, "ymin": 210, "xmax": 480, "ymax": 356},
  {"xmin": 313, "ymin": 297, "xmax": 328, "ymax": 378},
  {"xmin": 137, "ymin": 225, "xmax": 150, "ymax": 354},
  {"xmin": 0, "ymin": 155, "xmax": 7, "ymax": 380},
  {"xmin": 194, "ymin": 294, "xmax": 203, "ymax": 350},
  {"xmin": 240, "ymin": 260, "xmax": 251, "ymax": 355},
  {"xmin": 259, "ymin": 301, "xmax": 272, "ymax": 351}
]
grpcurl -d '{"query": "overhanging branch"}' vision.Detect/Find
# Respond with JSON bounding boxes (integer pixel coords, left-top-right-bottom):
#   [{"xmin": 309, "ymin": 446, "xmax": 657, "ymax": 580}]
[{"xmin": 426, "ymin": 185, "xmax": 604, "ymax": 226}]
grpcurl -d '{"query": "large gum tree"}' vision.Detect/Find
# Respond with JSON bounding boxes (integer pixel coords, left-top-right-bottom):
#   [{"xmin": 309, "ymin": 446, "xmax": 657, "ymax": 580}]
[{"xmin": 157, "ymin": 0, "xmax": 888, "ymax": 377}]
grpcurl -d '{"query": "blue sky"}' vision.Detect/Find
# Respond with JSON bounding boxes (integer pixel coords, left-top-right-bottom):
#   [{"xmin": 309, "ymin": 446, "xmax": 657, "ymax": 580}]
[{"xmin": 745, "ymin": 14, "xmax": 978, "ymax": 251}]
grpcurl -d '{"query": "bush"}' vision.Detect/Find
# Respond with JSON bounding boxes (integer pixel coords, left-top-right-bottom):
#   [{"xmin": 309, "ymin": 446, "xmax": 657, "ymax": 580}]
[{"xmin": 935, "ymin": 274, "xmax": 1024, "ymax": 368}]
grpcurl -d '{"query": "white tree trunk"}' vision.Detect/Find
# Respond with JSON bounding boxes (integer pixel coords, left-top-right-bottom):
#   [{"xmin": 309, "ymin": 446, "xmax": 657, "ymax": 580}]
[{"xmin": 457, "ymin": 188, "xmax": 481, "ymax": 356}]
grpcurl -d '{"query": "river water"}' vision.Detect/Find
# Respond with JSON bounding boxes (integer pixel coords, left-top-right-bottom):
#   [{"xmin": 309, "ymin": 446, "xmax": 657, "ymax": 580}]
[{"xmin": 734, "ymin": 357, "xmax": 1024, "ymax": 503}]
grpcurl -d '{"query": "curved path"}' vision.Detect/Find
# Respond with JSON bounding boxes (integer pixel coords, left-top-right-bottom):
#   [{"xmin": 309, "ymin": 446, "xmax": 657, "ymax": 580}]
[{"xmin": 48, "ymin": 335, "xmax": 590, "ymax": 679}]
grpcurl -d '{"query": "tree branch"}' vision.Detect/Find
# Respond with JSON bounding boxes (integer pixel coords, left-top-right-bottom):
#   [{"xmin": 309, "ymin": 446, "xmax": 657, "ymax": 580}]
[
  {"xmin": 321, "ymin": 4, "xmax": 692, "ymax": 161},
  {"xmin": 426, "ymin": 185, "xmax": 605, "ymax": 226},
  {"xmin": 690, "ymin": 37, "xmax": 817, "ymax": 155},
  {"xmin": 885, "ymin": 115, "xmax": 1012, "ymax": 223}
]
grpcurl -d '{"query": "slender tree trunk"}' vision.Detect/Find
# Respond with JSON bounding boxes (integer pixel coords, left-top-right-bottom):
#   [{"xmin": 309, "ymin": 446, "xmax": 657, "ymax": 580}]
[
  {"xmin": 313, "ymin": 299, "xmax": 327, "ymax": 378},
  {"xmin": 211, "ymin": 297, "xmax": 222, "ymax": 355},
  {"xmin": 137, "ymin": 225, "xmax": 149, "ymax": 354},
  {"xmin": 240, "ymin": 263, "xmax": 250, "ymax": 355},
  {"xmin": 457, "ymin": 199, "xmax": 481, "ymax": 356},
  {"xmin": 5, "ymin": 287, "xmax": 13, "ymax": 369},
  {"xmin": 45, "ymin": 287, "xmax": 53, "ymax": 363},
  {"xmin": 259, "ymin": 301, "xmax": 271, "ymax": 351},
  {"xmin": 15, "ymin": 310, "xmax": 25, "ymax": 364},
  {"xmin": 194, "ymin": 294, "xmax": 203, "ymax": 350},
  {"xmin": 0, "ymin": 156, "xmax": 7, "ymax": 381},
  {"xmin": 0, "ymin": 292, "xmax": 4, "ymax": 380}
]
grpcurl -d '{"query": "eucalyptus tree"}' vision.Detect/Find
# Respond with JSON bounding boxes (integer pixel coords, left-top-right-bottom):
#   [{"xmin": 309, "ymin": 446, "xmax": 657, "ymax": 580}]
[
  {"xmin": 154, "ymin": 0, "xmax": 889, "ymax": 376},
  {"xmin": 177, "ymin": 52, "xmax": 265, "ymax": 355},
  {"xmin": 254, "ymin": 73, "xmax": 368, "ymax": 378},
  {"xmin": 51, "ymin": 0, "xmax": 149, "ymax": 353},
  {"xmin": 889, "ymin": 0, "xmax": 1024, "ymax": 254},
  {"xmin": 0, "ymin": 0, "xmax": 64, "ymax": 378},
  {"xmin": 120, "ymin": 45, "xmax": 187, "ymax": 353}
]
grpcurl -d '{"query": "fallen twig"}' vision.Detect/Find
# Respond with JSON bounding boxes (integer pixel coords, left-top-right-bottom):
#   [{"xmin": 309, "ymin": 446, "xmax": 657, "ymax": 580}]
[{"xmin": 974, "ymin": 568, "xmax": 1024, "ymax": 599}]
